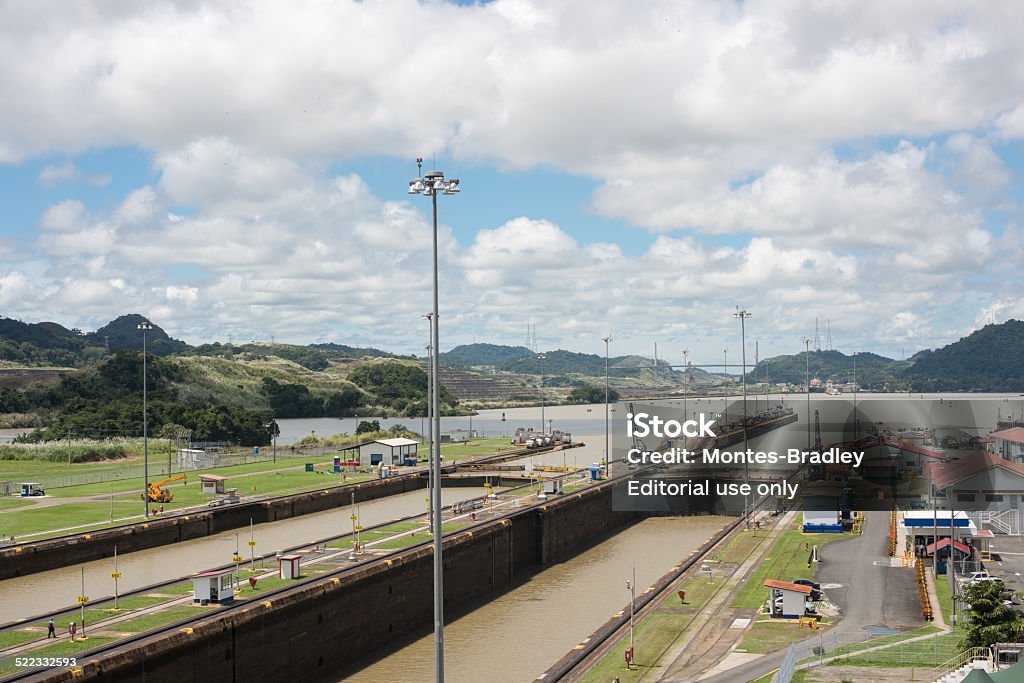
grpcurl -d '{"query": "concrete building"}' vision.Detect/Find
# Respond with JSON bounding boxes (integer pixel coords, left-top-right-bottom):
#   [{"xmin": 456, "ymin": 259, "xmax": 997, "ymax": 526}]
[
  {"xmin": 352, "ymin": 438, "xmax": 419, "ymax": 467},
  {"xmin": 200, "ymin": 474, "xmax": 227, "ymax": 495},
  {"xmin": 991, "ymin": 427, "xmax": 1024, "ymax": 462},
  {"xmin": 900, "ymin": 510, "xmax": 977, "ymax": 557},
  {"xmin": 764, "ymin": 579, "xmax": 812, "ymax": 618},
  {"xmin": 924, "ymin": 452, "xmax": 1024, "ymax": 509},
  {"xmin": 178, "ymin": 448, "xmax": 220, "ymax": 470}
]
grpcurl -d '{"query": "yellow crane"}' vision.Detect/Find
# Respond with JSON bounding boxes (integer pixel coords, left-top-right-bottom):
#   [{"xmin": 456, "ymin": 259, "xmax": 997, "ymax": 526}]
[{"xmin": 147, "ymin": 473, "xmax": 187, "ymax": 503}]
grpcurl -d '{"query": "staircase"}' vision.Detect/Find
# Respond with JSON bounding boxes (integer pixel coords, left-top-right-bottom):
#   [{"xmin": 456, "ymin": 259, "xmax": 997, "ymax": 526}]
[{"xmin": 932, "ymin": 647, "xmax": 994, "ymax": 683}]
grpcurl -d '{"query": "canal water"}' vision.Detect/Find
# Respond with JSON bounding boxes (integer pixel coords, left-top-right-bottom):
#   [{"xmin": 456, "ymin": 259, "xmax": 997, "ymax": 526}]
[
  {"xmin": 0, "ymin": 488, "xmax": 492, "ymax": 621},
  {"xmin": 333, "ymin": 515, "xmax": 730, "ymax": 683}
]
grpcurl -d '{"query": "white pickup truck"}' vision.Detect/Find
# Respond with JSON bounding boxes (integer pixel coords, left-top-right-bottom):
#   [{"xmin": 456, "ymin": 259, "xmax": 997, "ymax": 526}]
[{"xmin": 961, "ymin": 570, "xmax": 1003, "ymax": 585}]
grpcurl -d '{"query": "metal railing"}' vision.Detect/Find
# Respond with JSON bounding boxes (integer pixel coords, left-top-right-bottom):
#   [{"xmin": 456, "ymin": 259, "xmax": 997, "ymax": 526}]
[{"xmin": 930, "ymin": 646, "xmax": 993, "ymax": 680}]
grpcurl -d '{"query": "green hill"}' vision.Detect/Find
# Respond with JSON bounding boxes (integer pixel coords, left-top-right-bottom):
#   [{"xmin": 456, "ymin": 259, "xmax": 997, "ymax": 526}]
[
  {"xmin": 752, "ymin": 350, "xmax": 908, "ymax": 390},
  {"xmin": 902, "ymin": 320, "xmax": 1024, "ymax": 392},
  {"xmin": 440, "ymin": 343, "xmax": 533, "ymax": 369}
]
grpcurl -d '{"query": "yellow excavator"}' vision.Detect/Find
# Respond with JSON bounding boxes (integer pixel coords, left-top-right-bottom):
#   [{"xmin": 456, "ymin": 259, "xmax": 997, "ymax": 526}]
[{"xmin": 147, "ymin": 474, "xmax": 187, "ymax": 503}]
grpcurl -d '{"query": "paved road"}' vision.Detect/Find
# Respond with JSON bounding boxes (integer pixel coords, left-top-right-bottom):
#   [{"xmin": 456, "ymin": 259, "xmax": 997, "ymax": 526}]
[
  {"xmin": 817, "ymin": 510, "xmax": 924, "ymax": 633},
  {"xmin": 697, "ymin": 510, "xmax": 925, "ymax": 683}
]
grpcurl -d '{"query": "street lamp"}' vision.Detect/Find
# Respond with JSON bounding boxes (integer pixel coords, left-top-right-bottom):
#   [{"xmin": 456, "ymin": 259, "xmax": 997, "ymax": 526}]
[
  {"xmin": 138, "ymin": 321, "xmax": 153, "ymax": 518},
  {"xmin": 803, "ymin": 338, "xmax": 812, "ymax": 451},
  {"xmin": 423, "ymin": 313, "xmax": 433, "ymax": 536},
  {"xmin": 852, "ymin": 351, "xmax": 859, "ymax": 439},
  {"xmin": 735, "ymin": 308, "xmax": 751, "ymax": 530},
  {"xmin": 723, "ymin": 348, "xmax": 729, "ymax": 425},
  {"xmin": 625, "ymin": 565, "xmax": 636, "ymax": 666},
  {"xmin": 682, "ymin": 349, "xmax": 689, "ymax": 422},
  {"xmin": 603, "ymin": 336, "xmax": 612, "ymax": 477},
  {"xmin": 537, "ymin": 353, "xmax": 546, "ymax": 434},
  {"xmin": 408, "ymin": 159, "xmax": 460, "ymax": 683}
]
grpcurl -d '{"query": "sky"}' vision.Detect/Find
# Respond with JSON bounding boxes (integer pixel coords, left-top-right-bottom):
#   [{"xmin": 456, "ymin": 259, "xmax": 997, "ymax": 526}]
[{"xmin": 1, "ymin": 1, "xmax": 1023, "ymax": 367}]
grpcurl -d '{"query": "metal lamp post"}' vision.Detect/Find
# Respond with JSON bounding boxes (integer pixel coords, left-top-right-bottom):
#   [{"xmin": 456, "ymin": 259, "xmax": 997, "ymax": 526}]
[
  {"xmin": 408, "ymin": 159, "xmax": 460, "ymax": 683},
  {"xmin": 803, "ymin": 338, "xmax": 812, "ymax": 451},
  {"xmin": 603, "ymin": 336, "xmax": 612, "ymax": 476},
  {"xmin": 735, "ymin": 309, "xmax": 751, "ymax": 530},
  {"xmin": 682, "ymin": 349, "xmax": 688, "ymax": 422},
  {"xmin": 723, "ymin": 348, "xmax": 729, "ymax": 424},
  {"xmin": 138, "ymin": 322, "xmax": 153, "ymax": 517},
  {"xmin": 538, "ymin": 353, "xmax": 546, "ymax": 434},
  {"xmin": 423, "ymin": 313, "xmax": 433, "ymax": 536},
  {"xmin": 852, "ymin": 351, "xmax": 859, "ymax": 439},
  {"xmin": 626, "ymin": 565, "xmax": 636, "ymax": 664}
]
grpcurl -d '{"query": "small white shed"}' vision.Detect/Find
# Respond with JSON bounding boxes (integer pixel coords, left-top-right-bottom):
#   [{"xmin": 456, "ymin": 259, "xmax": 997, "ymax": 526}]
[
  {"xmin": 764, "ymin": 579, "xmax": 812, "ymax": 618},
  {"xmin": 192, "ymin": 568, "xmax": 235, "ymax": 604},
  {"xmin": 200, "ymin": 474, "xmax": 227, "ymax": 495},
  {"xmin": 278, "ymin": 554, "xmax": 302, "ymax": 580}
]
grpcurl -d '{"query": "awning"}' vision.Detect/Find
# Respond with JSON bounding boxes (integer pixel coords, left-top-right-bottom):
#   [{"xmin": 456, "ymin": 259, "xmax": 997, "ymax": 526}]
[{"xmin": 924, "ymin": 538, "xmax": 971, "ymax": 556}]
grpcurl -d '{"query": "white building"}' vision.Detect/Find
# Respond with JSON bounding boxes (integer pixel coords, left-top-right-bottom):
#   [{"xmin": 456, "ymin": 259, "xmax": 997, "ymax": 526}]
[{"xmin": 354, "ymin": 438, "xmax": 420, "ymax": 467}]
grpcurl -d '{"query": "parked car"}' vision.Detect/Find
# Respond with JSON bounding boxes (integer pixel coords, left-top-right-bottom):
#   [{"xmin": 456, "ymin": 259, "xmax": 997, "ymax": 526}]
[{"xmin": 792, "ymin": 578, "xmax": 822, "ymax": 600}]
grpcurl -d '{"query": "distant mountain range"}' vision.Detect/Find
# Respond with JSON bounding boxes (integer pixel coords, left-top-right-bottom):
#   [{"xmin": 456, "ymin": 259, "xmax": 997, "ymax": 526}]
[{"xmin": 1, "ymin": 314, "xmax": 1023, "ymax": 392}]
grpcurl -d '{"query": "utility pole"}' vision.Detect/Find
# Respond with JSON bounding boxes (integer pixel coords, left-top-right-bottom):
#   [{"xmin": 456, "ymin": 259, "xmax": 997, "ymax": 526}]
[
  {"xmin": 803, "ymin": 338, "xmax": 812, "ymax": 451},
  {"xmin": 735, "ymin": 308, "xmax": 751, "ymax": 530},
  {"xmin": 603, "ymin": 336, "xmax": 612, "ymax": 477}
]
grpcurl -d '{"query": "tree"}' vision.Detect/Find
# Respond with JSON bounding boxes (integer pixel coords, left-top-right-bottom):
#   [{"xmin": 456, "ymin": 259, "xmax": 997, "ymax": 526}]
[
  {"xmin": 356, "ymin": 420, "xmax": 381, "ymax": 435},
  {"xmin": 567, "ymin": 385, "xmax": 620, "ymax": 404},
  {"xmin": 960, "ymin": 580, "xmax": 1024, "ymax": 649}
]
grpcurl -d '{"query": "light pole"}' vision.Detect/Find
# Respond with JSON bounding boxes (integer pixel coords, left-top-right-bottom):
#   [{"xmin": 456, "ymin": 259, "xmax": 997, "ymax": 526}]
[
  {"xmin": 723, "ymin": 348, "xmax": 729, "ymax": 425},
  {"xmin": 682, "ymin": 349, "xmax": 689, "ymax": 423},
  {"xmin": 852, "ymin": 351, "xmax": 859, "ymax": 439},
  {"xmin": 603, "ymin": 336, "xmax": 612, "ymax": 476},
  {"xmin": 408, "ymin": 159, "xmax": 460, "ymax": 683},
  {"xmin": 803, "ymin": 338, "xmax": 812, "ymax": 451},
  {"xmin": 423, "ymin": 313, "xmax": 434, "ymax": 536},
  {"xmin": 538, "ymin": 353, "xmax": 546, "ymax": 434},
  {"xmin": 625, "ymin": 564, "xmax": 636, "ymax": 664},
  {"xmin": 735, "ymin": 308, "xmax": 751, "ymax": 530},
  {"xmin": 138, "ymin": 321, "xmax": 153, "ymax": 518}
]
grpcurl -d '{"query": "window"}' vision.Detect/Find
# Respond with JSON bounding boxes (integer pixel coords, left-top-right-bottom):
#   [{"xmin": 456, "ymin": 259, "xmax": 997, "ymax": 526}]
[
  {"xmin": 957, "ymin": 493, "xmax": 976, "ymax": 502},
  {"xmin": 986, "ymin": 494, "xmax": 1004, "ymax": 502}
]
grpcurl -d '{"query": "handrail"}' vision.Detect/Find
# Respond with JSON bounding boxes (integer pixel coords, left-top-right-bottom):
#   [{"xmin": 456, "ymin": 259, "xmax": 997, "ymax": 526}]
[{"xmin": 930, "ymin": 646, "xmax": 993, "ymax": 677}]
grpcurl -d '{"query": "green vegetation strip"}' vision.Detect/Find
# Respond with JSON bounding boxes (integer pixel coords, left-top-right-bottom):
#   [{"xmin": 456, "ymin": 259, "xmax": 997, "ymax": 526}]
[
  {"xmin": 111, "ymin": 605, "xmax": 206, "ymax": 633},
  {"xmin": 0, "ymin": 637, "xmax": 117, "ymax": 677},
  {"xmin": 731, "ymin": 530, "xmax": 843, "ymax": 609},
  {"xmin": 579, "ymin": 565, "xmax": 735, "ymax": 680}
]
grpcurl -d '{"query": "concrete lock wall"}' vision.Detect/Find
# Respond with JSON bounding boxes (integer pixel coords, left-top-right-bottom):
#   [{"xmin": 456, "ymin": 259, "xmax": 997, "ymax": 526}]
[
  {"xmin": 35, "ymin": 482, "xmax": 638, "ymax": 683},
  {"xmin": 0, "ymin": 474, "xmax": 521, "ymax": 581}
]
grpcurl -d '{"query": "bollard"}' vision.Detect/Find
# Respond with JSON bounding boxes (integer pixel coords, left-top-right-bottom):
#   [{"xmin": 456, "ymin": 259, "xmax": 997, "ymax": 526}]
[{"xmin": 678, "ymin": 590, "xmax": 686, "ymax": 604}]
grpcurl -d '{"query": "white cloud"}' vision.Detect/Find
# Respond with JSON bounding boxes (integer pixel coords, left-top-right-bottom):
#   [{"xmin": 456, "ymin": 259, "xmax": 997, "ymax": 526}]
[
  {"xmin": 37, "ymin": 160, "xmax": 111, "ymax": 188},
  {"xmin": 0, "ymin": 1, "xmax": 1022, "ymax": 358}
]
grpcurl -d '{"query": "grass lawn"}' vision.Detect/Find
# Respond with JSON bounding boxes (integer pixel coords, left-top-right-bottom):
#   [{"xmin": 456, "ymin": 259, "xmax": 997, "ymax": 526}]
[
  {"xmin": 0, "ymin": 629, "xmax": 42, "ymax": 648},
  {"xmin": 730, "ymin": 530, "xmax": 845, "ymax": 609},
  {"xmin": 158, "ymin": 582, "xmax": 196, "ymax": 595},
  {"xmin": 0, "ymin": 464, "xmax": 376, "ymax": 539},
  {"xmin": 0, "ymin": 498, "xmax": 33, "ymax": 510},
  {"xmin": 31, "ymin": 595, "xmax": 172, "ymax": 631},
  {"xmin": 440, "ymin": 439, "xmax": 514, "ymax": 460},
  {"xmin": 736, "ymin": 619, "xmax": 832, "ymax": 654},
  {"xmin": 1, "ymin": 502, "xmax": 146, "ymax": 537},
  {"xmin": 0, "ymin": 636, "xmax": 119, "ymax": 676},
  {"xmin": 828, "ymin": 631, "xmax": 962, "ymax": 667},
  {"xmin": 711, "ymin": 527, "xmax": 770, "ymax": 565},
  {"xmin": 112, "ymin": 604, "xmax": 206, "ymax": 633},
  {"xmin": 579, "ymin": 611, "xmax": 693, "ymax": 683}
]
